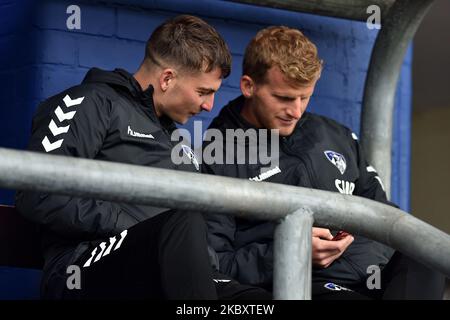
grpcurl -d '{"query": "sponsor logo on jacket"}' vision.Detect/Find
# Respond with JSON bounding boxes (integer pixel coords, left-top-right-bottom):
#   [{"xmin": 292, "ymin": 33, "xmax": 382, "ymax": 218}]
[
  {"xmin": 127, "ymin": 126, "xmax": 154, "ymax": 139},
  {"xmin": 335, "ymin": 179, "xmax": 355, "ymax": 195},
  {"xmin": 249, "ymin": 166, "xmax": 281, "ymax": 182}
]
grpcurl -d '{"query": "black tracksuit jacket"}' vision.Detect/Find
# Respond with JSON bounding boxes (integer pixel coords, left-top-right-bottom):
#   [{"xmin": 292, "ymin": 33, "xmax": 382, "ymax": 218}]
[
  {"xmin": 15, "ymin": 68, "xmax": 197, "ymax": 295},
  {"xmin": 203, "ymin": 96, "xmax": 394, "ymax": 290}
]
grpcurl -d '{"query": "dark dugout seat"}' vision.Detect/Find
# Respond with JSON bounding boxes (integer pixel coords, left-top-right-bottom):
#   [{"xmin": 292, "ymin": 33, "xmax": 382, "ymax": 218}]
[
  {"xmin": 0, "ymin": 205, "xmax": 43, "ymax": 269},
  {"xmin": 0, "ymin": 205, "xmax": 43, "ymax": 299}
]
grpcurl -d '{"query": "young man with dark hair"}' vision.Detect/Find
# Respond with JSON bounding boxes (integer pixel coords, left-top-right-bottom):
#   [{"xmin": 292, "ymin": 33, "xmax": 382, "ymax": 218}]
[
  {"xmin": 204, "ymin": 26, "xmax": 445, "ymax": 299},
  {"xmin": 15, "ymin": 15, "xmax": 266, "ymax": 300}
]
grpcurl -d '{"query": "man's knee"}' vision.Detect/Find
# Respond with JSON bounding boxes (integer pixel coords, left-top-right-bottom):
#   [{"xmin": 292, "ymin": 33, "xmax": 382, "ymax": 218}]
[{"xmin": 382, "ymin": 252, "xmax": 446, "ymax": 299}]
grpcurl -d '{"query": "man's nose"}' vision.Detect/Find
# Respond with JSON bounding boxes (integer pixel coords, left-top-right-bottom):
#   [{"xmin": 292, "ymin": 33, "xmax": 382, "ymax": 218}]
[
  {"xmin": 201, "ymin": 95, "xmax": 214, "ymax": 112},
  {"xmin": 286, "ymin": 98, "xmax": 302, "ymax": 119}
]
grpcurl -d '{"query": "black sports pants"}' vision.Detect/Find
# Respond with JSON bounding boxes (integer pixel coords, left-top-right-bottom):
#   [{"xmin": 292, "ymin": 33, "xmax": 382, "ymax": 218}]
[
  {"xmin": 61, "ymin": 209, "xmax": 269, "ymax": 300},
  {"xmin": 312, "ymin": 251, "xmax": 445, "ymax": 300}
]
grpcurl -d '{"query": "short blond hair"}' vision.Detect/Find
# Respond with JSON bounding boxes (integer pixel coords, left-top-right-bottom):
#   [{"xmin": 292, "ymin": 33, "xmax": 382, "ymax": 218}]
[{"xmin": 243, "ymin": 26, "xmax": 322, "ymax": 85}]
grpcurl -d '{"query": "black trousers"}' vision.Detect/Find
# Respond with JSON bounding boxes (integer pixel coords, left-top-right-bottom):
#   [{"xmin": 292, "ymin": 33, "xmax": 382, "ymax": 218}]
[
  {"xmin": 312, "ymin": 251, "xmax": 446, "ymax": 300},
  {"xmin": 61, "ymin": 209, "xmax": 269, "ymax": 300}
]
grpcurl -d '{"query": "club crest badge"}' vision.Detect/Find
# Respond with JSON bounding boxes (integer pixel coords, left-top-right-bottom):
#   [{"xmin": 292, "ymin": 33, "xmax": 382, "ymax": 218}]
[
  {"xmin": 182, "ymin": 145, "xmax": 200, "ymax": 171},
  {"xmin": 324, "ymin": 282, "xmax": 353, "ymax": 292},
  {"xmin": 324, "ymin": 150, "xmax": 346, "ymax": 175}
]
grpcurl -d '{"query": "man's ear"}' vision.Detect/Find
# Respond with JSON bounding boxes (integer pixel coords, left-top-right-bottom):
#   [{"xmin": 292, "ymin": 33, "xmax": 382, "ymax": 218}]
[
  {"xmin": 159, "ymin": 68, "xmax": 176, "ymax": 92},
  {"xmin": 240, "ymin": 75, "xmax": 255, "ymax": 98}
]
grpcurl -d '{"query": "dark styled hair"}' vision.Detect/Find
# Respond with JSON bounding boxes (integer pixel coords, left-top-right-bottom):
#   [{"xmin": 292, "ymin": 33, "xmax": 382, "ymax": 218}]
[{"xmin": 145, "ymin": 15, "xmax": 231, "ymax": 78}]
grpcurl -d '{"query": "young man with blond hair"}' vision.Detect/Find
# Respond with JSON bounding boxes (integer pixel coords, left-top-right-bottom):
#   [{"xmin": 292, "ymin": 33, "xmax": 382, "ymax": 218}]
[{"xmin": 204, "ymin": 26, "xmax": 444, "ymax": 299}]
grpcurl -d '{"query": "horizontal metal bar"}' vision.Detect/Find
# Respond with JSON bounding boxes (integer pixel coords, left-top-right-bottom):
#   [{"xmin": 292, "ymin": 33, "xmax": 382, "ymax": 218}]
[
  {"xmin": 274, "ymin": 208, "xmax": 313, "ymax": 300},
  {"xmin": 0, "ymin": 147, "xmax": 449, "ymax": 278},
  {"xmin": 230, "ymin": 0, "xmax": 394, "ymax": 21}
]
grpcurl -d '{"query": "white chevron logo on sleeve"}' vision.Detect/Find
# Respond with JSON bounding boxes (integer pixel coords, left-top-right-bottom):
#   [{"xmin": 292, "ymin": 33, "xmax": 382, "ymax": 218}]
[
  {"xmin": 49, "ymin": 119, "xmax": 70, "ymax": 136},
  {"xmin": 55, "ymin": 106, "xmax": 77, "ymax": 122},
  {"xmin": 63, "ymin": 94, "xmax": 84, "ymax": 107},
  {"xmin": 42, "ymin": 136, "xmax": 63, "ymax": 152},
  {"xmin": 40, "ymin": 95, "xmax": 84, "ymax": 153}
]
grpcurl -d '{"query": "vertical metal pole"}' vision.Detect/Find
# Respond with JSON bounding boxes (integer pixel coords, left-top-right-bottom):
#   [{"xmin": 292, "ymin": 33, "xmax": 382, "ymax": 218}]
[
  {"xmin": 361, "ymin": 0, "xmax": 435, "ymax": 198},
  {"xmin": 273, "ymin": 207, "xmax": 313, "ymax": 300}
]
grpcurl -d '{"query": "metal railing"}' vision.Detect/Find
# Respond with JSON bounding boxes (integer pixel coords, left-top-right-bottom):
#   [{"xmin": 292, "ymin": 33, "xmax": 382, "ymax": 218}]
[
  {"xmin": 1, "ymin": 147, "xmax": 449, "ymax": 299},
  {"xmin": 360, "ymin": 0, "xmax": 435, "ymax": 197},
  {"xmin": 1, "ymin": 0, "xmax": 442, "ymax": 300}
]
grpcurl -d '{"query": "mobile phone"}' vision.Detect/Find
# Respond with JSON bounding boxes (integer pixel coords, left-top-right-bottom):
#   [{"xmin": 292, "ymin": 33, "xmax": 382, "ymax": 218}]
[{"xmin": 332, "ymin": 231, "xmax": 350, "ymax": 241}]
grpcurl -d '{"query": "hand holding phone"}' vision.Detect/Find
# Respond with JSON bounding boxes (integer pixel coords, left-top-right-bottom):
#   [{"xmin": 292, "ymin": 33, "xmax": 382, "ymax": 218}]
[{"xmin": 332, "ymin": 230, "xmax": 350, "ymax": 241}]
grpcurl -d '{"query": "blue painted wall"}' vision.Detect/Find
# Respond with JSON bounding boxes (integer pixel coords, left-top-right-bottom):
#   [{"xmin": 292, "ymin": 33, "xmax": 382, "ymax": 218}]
[{"xmin": 0, "ymin": 0, "xmax": 412, "ymax": 298}]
